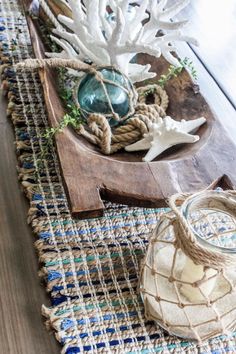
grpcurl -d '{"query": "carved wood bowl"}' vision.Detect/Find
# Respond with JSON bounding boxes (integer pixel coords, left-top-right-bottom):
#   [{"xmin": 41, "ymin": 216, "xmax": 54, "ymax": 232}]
[
  {"xmin": 23, "ymin": 9, "xmax": 236, "ymax": 219},
  {"xmin": 75, "ymin": 53, "xmax": 212, "ymax": 164}
]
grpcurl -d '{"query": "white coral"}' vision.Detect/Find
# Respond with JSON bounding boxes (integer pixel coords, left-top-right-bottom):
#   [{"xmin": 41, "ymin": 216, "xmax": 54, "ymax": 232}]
[{"xmin": 45, "ymin": 0, "xmax": 198, "ymax": 83}]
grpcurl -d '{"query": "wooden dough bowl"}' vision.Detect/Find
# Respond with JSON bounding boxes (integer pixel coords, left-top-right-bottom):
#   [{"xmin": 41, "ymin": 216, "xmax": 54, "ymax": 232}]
[{"xmin": 22, "ymin": 5, "xmax": 236, "ymax": 218}]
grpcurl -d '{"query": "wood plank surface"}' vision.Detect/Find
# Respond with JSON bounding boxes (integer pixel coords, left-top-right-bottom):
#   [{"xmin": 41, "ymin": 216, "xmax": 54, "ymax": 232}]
[
  {"xmin": 0, "ymin": 1, "xmax": 236, "ymax": 353},
  {"xmin": 0, "ymin": 93, "xmax": 60, "ymax": 353},
  {"xmin": 179, "ymin": 0, "xmax": 236, "ymax": 109},
  {"xmin": 176, "ymin": 40, "xmax": 236, "ymax": 143}
]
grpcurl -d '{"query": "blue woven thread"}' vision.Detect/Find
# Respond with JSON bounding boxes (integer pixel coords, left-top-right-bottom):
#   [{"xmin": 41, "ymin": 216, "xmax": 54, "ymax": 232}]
[{"xmin": 39, "ymin": 217, "xmax": 157, "ymax": 239}]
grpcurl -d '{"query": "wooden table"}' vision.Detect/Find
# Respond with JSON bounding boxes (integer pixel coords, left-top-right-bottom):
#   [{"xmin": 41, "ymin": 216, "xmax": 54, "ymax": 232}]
[{"xmin": 1, "ymin": 1, "xmax": 236, "ymax": 353}]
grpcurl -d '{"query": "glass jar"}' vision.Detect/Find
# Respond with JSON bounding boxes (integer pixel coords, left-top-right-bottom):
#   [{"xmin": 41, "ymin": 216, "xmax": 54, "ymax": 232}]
[{"xmin": 140, "ymin": 190, "xmax": 236, "ymax": 342}]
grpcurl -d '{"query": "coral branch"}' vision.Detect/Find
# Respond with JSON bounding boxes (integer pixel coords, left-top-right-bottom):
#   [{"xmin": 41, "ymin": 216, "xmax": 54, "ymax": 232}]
[{"xmin": 45, "ymin": 0, "xmax": 197, "ymax": 82}]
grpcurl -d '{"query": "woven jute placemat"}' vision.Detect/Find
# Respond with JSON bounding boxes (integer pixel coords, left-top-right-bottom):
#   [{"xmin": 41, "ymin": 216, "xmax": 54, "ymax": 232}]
[{"xmin": 1, "ymin": 0, "xmax": 236, "ymax": 352}]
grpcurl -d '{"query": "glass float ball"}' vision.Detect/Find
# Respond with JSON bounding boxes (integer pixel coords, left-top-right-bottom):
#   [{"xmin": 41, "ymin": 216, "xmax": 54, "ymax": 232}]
[{"xmin": 77, "ymin": 67, "xmax": 137, "ymax": 127}]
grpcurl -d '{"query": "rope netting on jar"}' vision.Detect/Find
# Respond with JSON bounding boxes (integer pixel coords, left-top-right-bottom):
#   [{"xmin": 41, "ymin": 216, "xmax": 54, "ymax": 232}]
[
  {"xmin": 140, "ymin": 190, "xmax": 236, "ymax": 343},
  {"xmin": 16, "ymin": 58, "xmax": 169, "ymax": 154}
]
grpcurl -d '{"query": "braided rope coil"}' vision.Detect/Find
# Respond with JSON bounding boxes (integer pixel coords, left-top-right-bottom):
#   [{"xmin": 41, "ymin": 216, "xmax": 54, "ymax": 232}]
[{"xmin": 77, "ymin": 84, "xmax": 169, "ymax": 154}]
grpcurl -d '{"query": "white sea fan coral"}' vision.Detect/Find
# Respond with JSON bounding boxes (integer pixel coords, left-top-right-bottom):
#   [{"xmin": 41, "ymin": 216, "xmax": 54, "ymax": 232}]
[{"xmin": 45, "ymin": 0, "xmax": 198, "ymax": 82}]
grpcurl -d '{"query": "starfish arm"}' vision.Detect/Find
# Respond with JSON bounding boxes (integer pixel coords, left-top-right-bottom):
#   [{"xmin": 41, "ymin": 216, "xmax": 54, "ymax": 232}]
[
  {"xmin": 143, "ymin": 144, "xmax": 168, "ymax": 162},
  {"xmin": 179, "ymin": 117, "xmax": 206, "ymax": 133},
  {"xmin": 125, "ymin": 138, "xmax": 151, "ymax": 152},
  {"xmin": 168, "ymin": 132, "xmax": 200, "ymax": 144},
  {"xmin": 143, "ymin": 132, "xmax": 199, "ymax": 162}
]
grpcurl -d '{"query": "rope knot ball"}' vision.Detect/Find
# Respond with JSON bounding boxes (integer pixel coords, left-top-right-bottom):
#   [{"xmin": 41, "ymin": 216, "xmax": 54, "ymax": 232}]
[{"xmin": 76, "ymin": 66, "xmax": 138, "ymax": 126}]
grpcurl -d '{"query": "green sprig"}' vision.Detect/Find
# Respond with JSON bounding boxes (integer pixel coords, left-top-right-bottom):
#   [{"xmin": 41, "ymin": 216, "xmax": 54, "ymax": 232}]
[
  {"xmin": 141, "ymin": 57, "xmax": 197, "ymax": 98},
  {"xmin": 43, "ymin": 66, "xmax": 85, "ymax": 144},
  {"xmin": 157, "ymin": 64, "xmax": 183, "ymax": 88},
  {"xmin": 43, "ymin": 106, "xmax": 82, "ymax": 142},
  {"xmin": 35, "ymin": 102, "xmax": 84, "ymax": 180},
  {"xmin": 180, "ymin": 57, "xmax": 198, "ymax": 80},
  {"xmin": 158, "ymin": 57, "xmax": 197, "ymax": 88},
  {"xmin": 28, "ymin": 32, "xmax": 85, "ymax": 180}
]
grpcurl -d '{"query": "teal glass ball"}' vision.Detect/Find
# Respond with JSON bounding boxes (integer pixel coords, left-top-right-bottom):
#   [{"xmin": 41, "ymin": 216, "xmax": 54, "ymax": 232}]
[{"xmin": 77, "ymin": 67, "xmax": 136, "ymax": 126}]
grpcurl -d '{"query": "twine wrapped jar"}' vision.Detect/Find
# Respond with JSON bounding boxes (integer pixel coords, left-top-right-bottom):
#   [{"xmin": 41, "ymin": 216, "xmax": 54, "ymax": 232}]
[{"xmin": 140, "ymin": 190, "xmax": 236, "ymax": 343}]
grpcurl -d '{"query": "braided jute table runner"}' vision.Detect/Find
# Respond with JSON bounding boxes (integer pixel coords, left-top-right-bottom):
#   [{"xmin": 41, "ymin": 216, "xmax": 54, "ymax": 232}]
[{"xmin": 1, "ymin": 0, "xmax": 236, "ymax": 353}]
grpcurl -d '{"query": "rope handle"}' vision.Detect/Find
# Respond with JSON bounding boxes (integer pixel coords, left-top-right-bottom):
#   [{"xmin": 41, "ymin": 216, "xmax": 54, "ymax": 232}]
[{"xmin": 168, "ymin": 190, "xmax": 236, "ymax": 269}]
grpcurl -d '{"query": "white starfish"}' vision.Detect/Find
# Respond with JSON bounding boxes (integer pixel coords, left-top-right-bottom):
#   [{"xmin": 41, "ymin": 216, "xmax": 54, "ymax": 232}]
[{"xmin": 125, "ymin": 116, "xmax": 206, "ymax": 162}]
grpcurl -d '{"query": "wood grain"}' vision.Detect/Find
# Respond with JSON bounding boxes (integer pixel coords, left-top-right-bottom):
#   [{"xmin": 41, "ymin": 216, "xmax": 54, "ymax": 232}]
[
  {"xmin": 24, "ymin": 12, "xmax": 236, "ymax": 218},
  {"xmin": 0, "ymin": 93, "xmax": 60, "ymax": 353}
]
